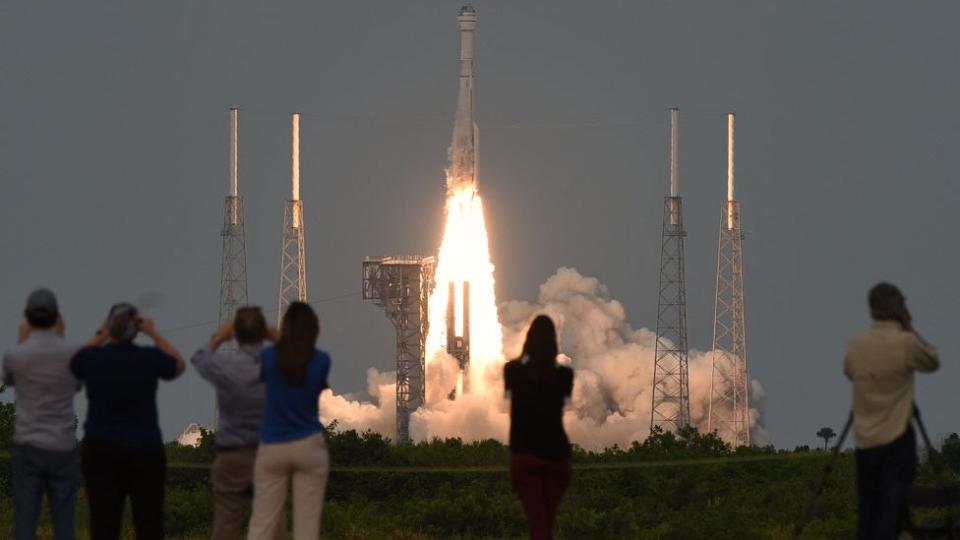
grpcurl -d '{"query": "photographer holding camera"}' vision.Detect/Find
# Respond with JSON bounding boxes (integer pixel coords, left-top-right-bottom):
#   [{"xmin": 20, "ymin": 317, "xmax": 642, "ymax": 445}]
[
  {"xmin": 191, "ymin": 306, "xmax": 283, "ymax": 540},
  {"xmin": 71, "ymin": 302, "xmax": 185, "ymax": 540},
  {"xmin": 844, "ymin": 283, "xmax": 939, "ymax": 540},
  {"xmin": 2, "ymin": 289, "xmax": 82, "ymax": 540}
]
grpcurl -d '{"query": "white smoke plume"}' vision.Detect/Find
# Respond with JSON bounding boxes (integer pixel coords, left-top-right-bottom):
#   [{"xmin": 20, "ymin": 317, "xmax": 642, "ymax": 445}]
[
  {"xmin": 321, "ymin": 368, "xmax": 397, "ymax": 438},
  {"xmin": 321, "ymin": 267, "xmax": 768, "ymax": 449}
]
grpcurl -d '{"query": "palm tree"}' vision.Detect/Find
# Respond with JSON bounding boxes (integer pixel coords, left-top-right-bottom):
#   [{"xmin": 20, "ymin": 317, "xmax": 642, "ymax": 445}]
[{"xmin": 816, "ymin": 427, "xmax": 837, "ymax": 450}]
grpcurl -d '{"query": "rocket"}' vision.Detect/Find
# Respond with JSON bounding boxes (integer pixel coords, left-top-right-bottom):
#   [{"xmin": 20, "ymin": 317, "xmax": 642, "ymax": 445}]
[{"xmin": 447, "ymin": 5, "xmax": 479, "ymax": 193}]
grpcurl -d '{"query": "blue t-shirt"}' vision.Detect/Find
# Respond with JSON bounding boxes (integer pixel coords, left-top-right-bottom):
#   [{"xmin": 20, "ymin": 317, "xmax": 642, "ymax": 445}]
[
  {"xmin": 70, "ymin": 342, "xmax": 178, "ymax": 450},
  {"xmin": 259, "ymin": 346, "xmax": 331, "ymax": 444}
]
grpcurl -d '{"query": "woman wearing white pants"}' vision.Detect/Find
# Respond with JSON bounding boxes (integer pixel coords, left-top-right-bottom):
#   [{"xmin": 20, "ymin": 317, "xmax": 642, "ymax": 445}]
[{"xmin": 248, "ymin": 302, "xmax": 331, "ymax": 540}]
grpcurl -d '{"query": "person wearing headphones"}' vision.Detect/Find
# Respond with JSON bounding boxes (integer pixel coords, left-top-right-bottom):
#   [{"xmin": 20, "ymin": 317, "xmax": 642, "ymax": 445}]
[{"xmin": 71, "ymin": 303, "xmax": 185, "ymax": 540}]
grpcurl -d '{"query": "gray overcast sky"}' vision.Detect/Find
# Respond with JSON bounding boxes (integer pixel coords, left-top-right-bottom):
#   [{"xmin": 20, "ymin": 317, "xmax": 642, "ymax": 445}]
[{"xmin": 2, "ymin": 2, "xmax": 958, "ymax": 449}]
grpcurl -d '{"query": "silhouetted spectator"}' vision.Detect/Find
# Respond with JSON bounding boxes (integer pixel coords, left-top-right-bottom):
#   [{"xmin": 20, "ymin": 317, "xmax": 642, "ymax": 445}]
[
  {"xmin": 2, "ymin": 289, "xmax": 81, "ymax": 540},
  {"xmin": 504, "ymin": 315, "xmax": 573, "ymax": 540},
  {"xmin": 192, "ymin": 306, "xmax": 283, "ymax": 540},
  {"xmin": 71, "ymin": 303, "xmax": 184, "ymax": 540},
  {"xmin": 845, "ymin": 282, "xmax": 939, "ymax": 540},
  {"xmin": 247, "ymin": 302, "xmax": 331, "ymax": 540}
]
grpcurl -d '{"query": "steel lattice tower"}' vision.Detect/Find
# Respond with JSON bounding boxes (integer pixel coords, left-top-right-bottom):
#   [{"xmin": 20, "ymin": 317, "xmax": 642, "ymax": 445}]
[
  {"xmin": 651, "ymin": 108, "xmax": 691, "ymax": 433},
  {"xmin": 219, "ymin": 108, "xmax": 248, "ymax": 335},
  {"xmin": 362, "ymin": 256, "xmax": 435, "ymax": 444},
  {"xmin": 708, "ymin": 113, "xmax": 751, "ymax": 446},
  {"xmin": 278, "ymin": 113, "xmax": 307, "ymax": 319}
]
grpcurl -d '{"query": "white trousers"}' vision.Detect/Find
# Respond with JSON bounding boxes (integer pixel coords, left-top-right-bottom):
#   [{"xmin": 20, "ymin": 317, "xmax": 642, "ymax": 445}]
[{"xmin": 247, "ymin": 432, "xmax": 330, "ymax": 540}]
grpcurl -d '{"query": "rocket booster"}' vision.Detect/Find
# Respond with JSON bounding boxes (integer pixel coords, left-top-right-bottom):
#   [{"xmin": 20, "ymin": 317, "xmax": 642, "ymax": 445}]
[{"xmin": 448, "ymin": 5, "xmax": 478, "ymax": 193}]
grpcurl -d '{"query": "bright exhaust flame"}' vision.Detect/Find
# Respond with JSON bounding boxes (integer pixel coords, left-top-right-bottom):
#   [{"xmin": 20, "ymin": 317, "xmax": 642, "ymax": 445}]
[{"xmin": 426, "ymin": 185, "xmax": 504, "ymax": 397}]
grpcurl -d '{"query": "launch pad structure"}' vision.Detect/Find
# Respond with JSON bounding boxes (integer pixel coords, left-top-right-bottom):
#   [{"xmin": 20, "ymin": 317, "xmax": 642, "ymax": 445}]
[
  {"xmin": 360, "ymin": 5, "xmax": 480, "ymax": 444},
  {"xmin": 363, "ymin": 256, "xmax": 436, "ymax": 444},
  {"xmin": 708, "ymin": 113, "xmax": 751, "ymax": 446},
  {"xmin": 651, "ymin": 108, "xmax": 691, "ymax": 433},
  {"xmin": 278, "ymin": 113, "xmax": 308, "ymax": 319},
  {"xmin": 218, "ymin": 108, "xmax": 249, "ymax": 334}
]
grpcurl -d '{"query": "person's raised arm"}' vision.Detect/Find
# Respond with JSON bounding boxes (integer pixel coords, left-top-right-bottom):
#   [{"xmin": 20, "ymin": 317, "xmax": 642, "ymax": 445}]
[
  {"xmin": 206, "ymin": 321, "xmax": 234, "ymax": 351},
  {"xmin": 191, "ymin": 321, "xmax": 233, "ymax": 384},
  {"xmin": 900, "ymin": 304, "xmax": 939, "ymax": 373},
  {"xmin": 139, "ymin": 317, "xmax": 185, "ymax": 377},
  {"xmin": 909, "ymin": 331, "xmax": 939, "ymax": 373},
  {"xmin": 84, "ymin": 321, "xmax": 110, "ymax": 348},
  {"xmin": 266, "ymin": 324, "xmax": 281, "ymax": 343},
  {"xmin": 17, "ymin": 321, "xmax": 30, "ymax": 344}
]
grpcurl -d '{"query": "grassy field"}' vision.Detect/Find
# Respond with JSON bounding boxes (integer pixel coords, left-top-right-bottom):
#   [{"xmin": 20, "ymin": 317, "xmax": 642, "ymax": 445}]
[
  {"xmin": 1, "ymin": 452, "xmax": 864, "ymax": 540},
  {"xmin": 8, "ymin": 420, "xmax": 952, "ymax": 538}
]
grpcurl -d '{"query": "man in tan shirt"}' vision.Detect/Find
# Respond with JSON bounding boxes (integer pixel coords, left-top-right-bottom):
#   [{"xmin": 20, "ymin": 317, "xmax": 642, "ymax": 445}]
[{"xmin": 844, "ymin": 282, "xmax": 939, "ymax": 540}]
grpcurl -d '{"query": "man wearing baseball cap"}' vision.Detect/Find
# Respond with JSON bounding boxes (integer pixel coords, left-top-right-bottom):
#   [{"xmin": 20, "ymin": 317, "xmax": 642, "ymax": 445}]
[{"xmin": 2, "ymin": 288, "xmax": 82, "ymax": 540}]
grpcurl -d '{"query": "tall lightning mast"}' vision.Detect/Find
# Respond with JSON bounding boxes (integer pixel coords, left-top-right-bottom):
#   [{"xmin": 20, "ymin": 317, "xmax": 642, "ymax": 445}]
[
  {"xmin": 218, "ymin": 107, "xmax": 248, "ymax": 333},
  {"xmin": 708, "ymin": 113, "xmax": 751, "ymax": 446},
  {"xmin": 278, "ymin": 113, "xmax": 307, "ymax": 319},
  {"xmin": 651, "ymin": 108, "xmax": 691, "ymax": 433}
]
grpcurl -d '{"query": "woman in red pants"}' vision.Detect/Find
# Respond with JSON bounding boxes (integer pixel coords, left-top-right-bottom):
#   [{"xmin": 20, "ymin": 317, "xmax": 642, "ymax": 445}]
[{"xmin": 504, "ymin": 315, "xmax": 574, "ymax": 540}]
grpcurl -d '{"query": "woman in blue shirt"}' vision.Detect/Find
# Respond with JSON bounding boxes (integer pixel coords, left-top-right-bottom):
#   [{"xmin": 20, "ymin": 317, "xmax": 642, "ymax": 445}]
[{"xmin": 247, "ymin": 302, "xmax": 331, "ymax": 540}]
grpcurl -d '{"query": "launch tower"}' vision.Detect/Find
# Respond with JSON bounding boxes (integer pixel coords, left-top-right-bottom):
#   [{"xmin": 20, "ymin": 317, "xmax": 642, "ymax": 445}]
[
  {"xmin": 708, "ymin": 113, "xmax": 751, "ymax": 446},
  {"xmin": 219, "ymin": 108, "xmax": 249, "ymax": 336},
  {"xmin": 278, "ymin": 113, "xmax": 308, "ymax": 319},
  {"xmin": 651, "ymin": 108, "xmax": 691, "ymax": 433},
  {"xmin": 363, "ymin": 256, "xmax": 435, "ymax": 444}
]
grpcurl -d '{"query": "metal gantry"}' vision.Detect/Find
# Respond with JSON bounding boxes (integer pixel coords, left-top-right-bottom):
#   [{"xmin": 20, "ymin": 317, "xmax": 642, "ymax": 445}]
[
  {"xmin": 218, "ymin": 194, "xmax": 248, "ymax": 329},
  {"xmin": 708, "ymin": 113, "xmax": 751, "ymax": 447},
  {"xmin": 277, "ymin": 113, "xmax": 307, "ymax": 319},
  {"xmin": 707, "ymin": 201, "xmax": 750, "ymax": 446},
  {"xmin": 277, "ymin": 199, "xmax": 307, "ymax": 318},
  {"xmin": 651, "ymin": 108, "xmax": 691, "ymax": 434},
  {"xmin": 219, "ymin": 107, "xmax": 248, "ymax": 345},
  {"xmin": 651, "ymin": 195, "xmax": 691, "ymax": 432},
  {"xmin": 362, "ymin": 256, "xmax": 435, "ymax": 444}
]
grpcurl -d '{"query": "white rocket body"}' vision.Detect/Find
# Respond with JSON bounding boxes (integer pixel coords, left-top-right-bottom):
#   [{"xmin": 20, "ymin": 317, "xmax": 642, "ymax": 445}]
[{"xmin": 448, "ymin": 6, "xmax": 478, "ymax": 193}]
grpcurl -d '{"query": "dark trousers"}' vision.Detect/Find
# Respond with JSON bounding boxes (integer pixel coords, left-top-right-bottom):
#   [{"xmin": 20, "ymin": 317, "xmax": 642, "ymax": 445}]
[
  {"xmin": 510, "ymin": 453, "xmax": 572, "ymax": 540},
  {"xmin": 856, "ymin": 426, "xmax": 917, "ymax": 540},
  {"xmin": 81, "ymin": 438, "xmax": 166, "ymax": 540},
  {"xmin": 10, "ymin": 443, "xmax": 77, "ymax": 540}
]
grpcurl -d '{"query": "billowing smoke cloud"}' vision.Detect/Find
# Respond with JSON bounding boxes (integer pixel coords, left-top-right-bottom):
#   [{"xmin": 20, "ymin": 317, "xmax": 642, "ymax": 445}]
[
  {"xmin": 321, "ymin": 267, "xmax": 768, "ymax": 449},
  {"xmin": 321, "ymin": 368, "xmax": 397, "ymax": 438}
]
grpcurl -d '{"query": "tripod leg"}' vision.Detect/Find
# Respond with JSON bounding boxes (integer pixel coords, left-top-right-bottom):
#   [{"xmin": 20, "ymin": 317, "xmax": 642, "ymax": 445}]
[{"xmin": 913, "ymin": 405, "xmax": 955, "ymax": 540}]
